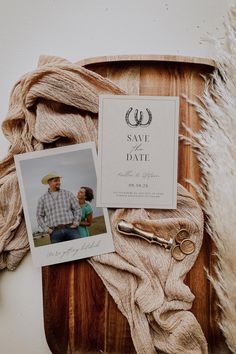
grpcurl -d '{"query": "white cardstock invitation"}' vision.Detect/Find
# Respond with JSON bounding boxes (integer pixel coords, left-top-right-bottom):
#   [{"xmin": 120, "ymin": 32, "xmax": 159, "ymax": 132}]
[{"xmin": 97, "ymin": 95, "xmax": 179, "ymax": 209}]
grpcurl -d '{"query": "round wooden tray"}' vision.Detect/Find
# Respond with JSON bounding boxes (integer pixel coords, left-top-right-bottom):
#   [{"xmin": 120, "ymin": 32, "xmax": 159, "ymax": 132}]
[{"xmin": 42, "ymin": 55, "xmax": 230, "ymax": 354}]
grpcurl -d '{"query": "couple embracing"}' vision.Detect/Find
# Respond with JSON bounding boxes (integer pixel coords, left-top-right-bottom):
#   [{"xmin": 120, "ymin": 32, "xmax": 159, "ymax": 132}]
[{"xmin": 36, "ymin": 172, "xmax": 94, "ymax": 244}]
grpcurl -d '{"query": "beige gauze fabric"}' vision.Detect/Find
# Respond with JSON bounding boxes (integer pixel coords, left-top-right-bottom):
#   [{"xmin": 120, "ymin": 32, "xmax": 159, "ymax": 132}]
[{"xmin": 0, "ymin": 55, "xmax": 208, "ymax": 353}]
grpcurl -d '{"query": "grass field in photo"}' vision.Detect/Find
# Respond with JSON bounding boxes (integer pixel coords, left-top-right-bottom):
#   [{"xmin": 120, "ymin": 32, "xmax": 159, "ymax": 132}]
[{"xmin": 33, "ymin": 215, "xmax": 107, "ymax": 247}]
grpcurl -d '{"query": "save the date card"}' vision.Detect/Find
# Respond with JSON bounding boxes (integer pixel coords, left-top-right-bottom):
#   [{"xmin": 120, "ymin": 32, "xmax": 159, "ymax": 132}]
[{"xmin": 97, "ymin": 95, "xmax": 179, "ymax": 209}]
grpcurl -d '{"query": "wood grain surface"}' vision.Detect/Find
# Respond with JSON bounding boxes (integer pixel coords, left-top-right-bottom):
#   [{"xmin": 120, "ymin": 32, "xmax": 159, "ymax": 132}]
[{"xmin": 42, "ymin": 55, "xmax": 231, "ymax": 354}]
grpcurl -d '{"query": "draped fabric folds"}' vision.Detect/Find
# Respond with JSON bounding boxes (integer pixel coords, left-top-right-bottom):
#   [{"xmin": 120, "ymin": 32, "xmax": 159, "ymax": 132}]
[
  {"xmin": 0, "ymin": 55, "xmax": 124, "ymax": 270},
  {"xmin": 0, "ymin": 56, "xmax": 207, "ymax": 353}
]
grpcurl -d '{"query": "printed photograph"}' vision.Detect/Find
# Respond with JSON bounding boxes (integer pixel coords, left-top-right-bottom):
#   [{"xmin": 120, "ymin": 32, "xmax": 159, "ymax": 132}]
[{"xmin": 14, "ymin": 142, "xmax": 114, "ymax": 266}]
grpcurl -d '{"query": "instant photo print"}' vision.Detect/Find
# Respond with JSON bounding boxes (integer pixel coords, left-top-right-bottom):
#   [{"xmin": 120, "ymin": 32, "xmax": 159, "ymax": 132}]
[{"xmin": 14, "ymin": 142, "xmax": 114, "ymax": 267}]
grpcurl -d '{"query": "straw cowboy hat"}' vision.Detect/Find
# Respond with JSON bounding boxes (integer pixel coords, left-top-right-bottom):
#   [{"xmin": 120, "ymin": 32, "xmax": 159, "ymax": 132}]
[{"xmin": 41, "ymin": 172, "xmax": 62, "ymax": 185}]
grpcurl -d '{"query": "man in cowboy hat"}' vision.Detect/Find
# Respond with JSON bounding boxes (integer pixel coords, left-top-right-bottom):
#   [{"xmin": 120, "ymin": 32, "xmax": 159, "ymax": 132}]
[{"xmin": 36, "ymin": 172, "xmax": 81, "ymax": 243}]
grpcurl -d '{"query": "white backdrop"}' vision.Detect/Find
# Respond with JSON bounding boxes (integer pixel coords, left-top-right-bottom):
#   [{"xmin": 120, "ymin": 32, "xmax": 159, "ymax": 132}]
[{"xmin": 0, "ymin": 0, "xmax": 234, "ymax": 353}]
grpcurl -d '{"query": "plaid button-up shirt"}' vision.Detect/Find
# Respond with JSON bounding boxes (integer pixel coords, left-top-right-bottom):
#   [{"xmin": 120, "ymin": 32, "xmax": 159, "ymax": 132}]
[{"xmin": 36, "ymin": 189, "xmax": 81, "ymax": 232}]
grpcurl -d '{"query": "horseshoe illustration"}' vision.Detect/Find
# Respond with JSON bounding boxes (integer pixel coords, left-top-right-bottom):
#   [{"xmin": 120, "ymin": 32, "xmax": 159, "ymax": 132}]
[{"xmin": 125, "ymin": 107, "xmax": 152, "ymax": 128}]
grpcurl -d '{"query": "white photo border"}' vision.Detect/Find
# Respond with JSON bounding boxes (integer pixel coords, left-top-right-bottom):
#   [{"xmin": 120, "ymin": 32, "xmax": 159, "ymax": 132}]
[{"xmin": 14, "ymin": 142, "xmax": 114, "ymax": 267}]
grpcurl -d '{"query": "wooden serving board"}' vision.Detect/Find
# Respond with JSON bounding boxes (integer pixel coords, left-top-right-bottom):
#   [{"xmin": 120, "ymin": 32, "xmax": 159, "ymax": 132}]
[{"xmin": 42, "ymin": 55, "xmax": 231, "ymax": 354}]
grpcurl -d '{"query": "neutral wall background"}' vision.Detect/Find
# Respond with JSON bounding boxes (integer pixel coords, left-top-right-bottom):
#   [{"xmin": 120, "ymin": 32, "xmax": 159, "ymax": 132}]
[{"xmin": 0, "ymin": 1, "xmax": 234, "ymax": 353}]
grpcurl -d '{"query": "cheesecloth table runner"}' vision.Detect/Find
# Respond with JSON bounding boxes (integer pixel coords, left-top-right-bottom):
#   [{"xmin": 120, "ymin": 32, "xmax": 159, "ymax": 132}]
[{"xmin": 0, "ymin": 55, "xmax": 208, "ymax": 353}]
